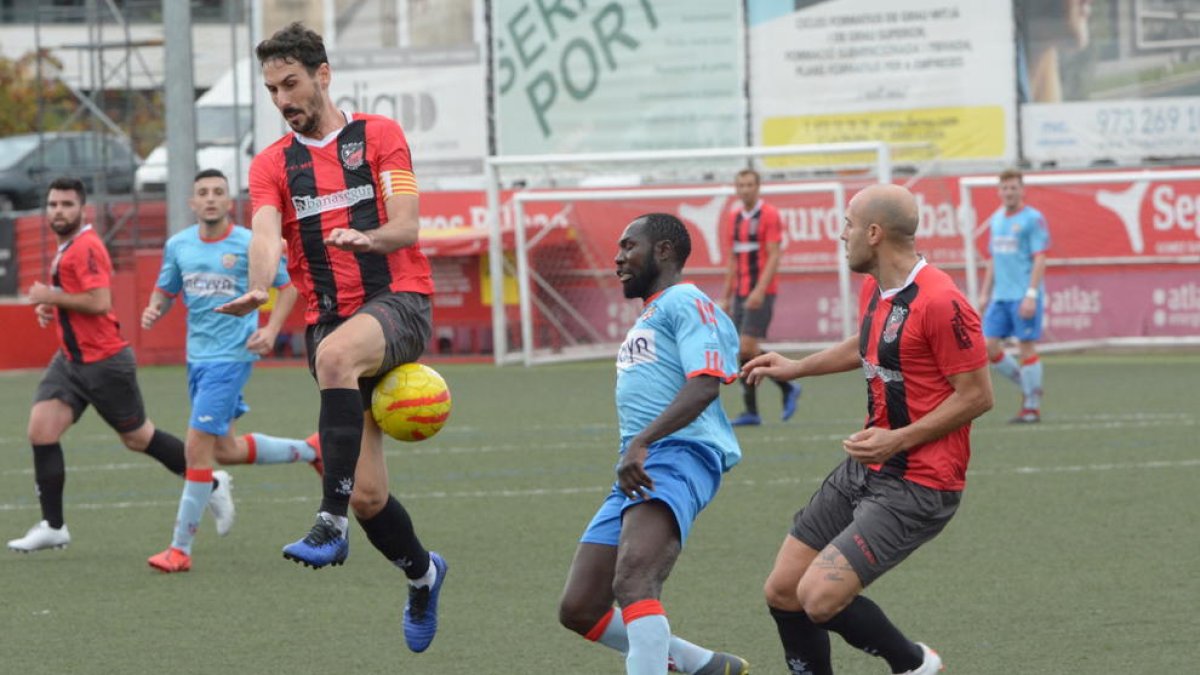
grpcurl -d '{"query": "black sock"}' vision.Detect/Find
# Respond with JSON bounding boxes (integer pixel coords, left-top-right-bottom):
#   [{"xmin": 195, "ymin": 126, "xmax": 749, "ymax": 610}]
[
  {"xmin": 319, "ymin": 388, "xmax": 364, "ymax": 517},
  {"xmin": 769, "ymin": 606, "xmax": 833, "ymax": 675},
  {"xmin": 356, "ymin": 494, "xmax": 430, "ymax": 578},
  {"xmin": 776, "ymin": 377, "xmax": 794, "ymax": 394},
  {"xmin": 144, "ymin": 429, "xmax": 186, "ymax": 477},
  {"xmin": 32, "ymin": 443, "xmax": 66, "ymax": 529},
  {"xmin": 739, "ymin": 357, "xmax": 759, "ymax": 414},
  {"xmin": 820, "ymin": 596, "xmax": 923, "ymax": 673}
]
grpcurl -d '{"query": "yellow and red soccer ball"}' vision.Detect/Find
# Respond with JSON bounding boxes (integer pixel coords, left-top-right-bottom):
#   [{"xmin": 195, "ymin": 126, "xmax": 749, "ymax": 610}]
[{"xmin": 371, "ymin": 363, "xmax": 452, "ymax": 442}]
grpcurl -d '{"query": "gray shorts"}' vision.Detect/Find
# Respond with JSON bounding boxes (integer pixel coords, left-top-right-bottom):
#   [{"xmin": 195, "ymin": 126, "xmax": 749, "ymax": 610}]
[
  {"xmin": 731, "ymin": 294, "xmax": 776, "ymax": 339},
  {"xmin": 34, "ymin": 347, "xmax": 147, "ymax": 433},
  {"xmin": 305, "ymin": 291, "xmax": 432, "ymax": 410},
  {"xmin": 789, "ymin": 457, "xmax": 961, "ymax": 586}
]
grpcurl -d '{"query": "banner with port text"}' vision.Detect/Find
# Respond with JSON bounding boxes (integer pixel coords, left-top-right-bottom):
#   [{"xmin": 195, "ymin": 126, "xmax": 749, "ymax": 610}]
[
  {"xmin": 746, "ymin": 0, "xmax": 1017, "ymax": 168},
  {"xmin": 1019, "ymin": 0, "xmax": 1200, "ymax": 164},
  {"xmin": 491, "ymin": 0, "xmax": 746, "ymax": 155}
]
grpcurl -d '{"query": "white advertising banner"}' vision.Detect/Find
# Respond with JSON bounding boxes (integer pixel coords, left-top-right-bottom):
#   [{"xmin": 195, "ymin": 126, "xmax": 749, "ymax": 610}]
[
  {"xmin": 492, "ymin": 0, "xmax": 746, "ymax": 155},
  {"xmin": 1018, "ymin": 0, "xmax": 1200, "ymax": 163},
  {"xmin": 748, "ymin": 0, "xmax": 1017, "ymax": 167}
]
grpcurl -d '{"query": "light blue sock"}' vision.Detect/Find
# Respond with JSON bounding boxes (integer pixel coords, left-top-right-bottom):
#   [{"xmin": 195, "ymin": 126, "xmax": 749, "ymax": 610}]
[
  {"xmin": 591, "ymin": 607, "xmax": 714, "ymax": 672},
  {"xmin": 626, "ymin": 613, "xmax": 671, "ymax": 675},
  {"xmin": 1020, "ymin": 359, "xmax": 1044, "ymax": 410},
  {"xmin": 171, "ymin": 477, "xmax": 213, "ymax": 554},
  {"xmin": 992, "ymin": 353, "xmax": 1022, "ymax": 386},
  {"xmin": 248, "ymin": 433, "xmax": 316, "ymax": 464}
]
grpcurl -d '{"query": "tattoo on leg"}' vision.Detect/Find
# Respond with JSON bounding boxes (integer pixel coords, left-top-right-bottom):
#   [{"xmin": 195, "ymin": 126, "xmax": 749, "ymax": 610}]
[{"xmin": 813, "ymin": 547, "xmax": 854, "ymax": 582}]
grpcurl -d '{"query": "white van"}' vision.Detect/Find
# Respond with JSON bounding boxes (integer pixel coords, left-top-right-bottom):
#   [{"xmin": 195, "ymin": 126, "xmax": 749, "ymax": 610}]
[{"xmin": 136, "ymin": 59, "xmax": 253, "ymax": 195}]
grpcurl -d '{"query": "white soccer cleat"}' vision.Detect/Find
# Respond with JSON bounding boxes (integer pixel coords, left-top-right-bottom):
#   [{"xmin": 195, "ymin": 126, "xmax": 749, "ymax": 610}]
[
  {"xmin": 207, "ymin": 470, "xmax": 236, "ymax": 536},
  {"xmin": 7, "ymin": 520, "xmax": 71, "ymax": 553},
  {"xmin": 900, "ymin": 642, "xmax": 943, "ymax": 675}
]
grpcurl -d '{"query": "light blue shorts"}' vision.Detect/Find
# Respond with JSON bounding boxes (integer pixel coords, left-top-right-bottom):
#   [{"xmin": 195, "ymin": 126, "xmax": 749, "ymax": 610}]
[
  {"xmin": 187, "ymin": 361, "xmax": 253, "ymax": 436},
  {"xmin": 580, "ymin": 440, "xmax": 724, "ymax": 547},
  {"xmin": 983, "ymin": 298, "xmax": 1044, "ymax": 342}
]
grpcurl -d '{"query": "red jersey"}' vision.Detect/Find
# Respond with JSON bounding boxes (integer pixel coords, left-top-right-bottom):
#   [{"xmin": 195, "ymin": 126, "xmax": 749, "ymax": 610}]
[
  {"xmin": 857, "ymin": 261, "xmax": 987, "ymax": 491},
  {"xmin": 728, "ymin": 200, "xmax": 782, "ymax": 296},
  {"xmin": 249, "ymin": 111, "xmax": 434, "ymax": 325},
  {"xmin": 51, "ymin": 226, "xmax": 128, "ymax": 363}
]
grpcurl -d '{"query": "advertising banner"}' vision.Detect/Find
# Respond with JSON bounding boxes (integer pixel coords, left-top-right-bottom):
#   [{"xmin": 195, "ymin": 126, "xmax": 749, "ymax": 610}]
[
  {"xmin": 492, "ymin": 0, "xmax": 745, "ymax": 155},
  {"xmin": 748, "ymin": 0, "xmax": 1017, "ymax": 167},
  {"xmin": 1019, "ymin": 0, "xmax": 1200, "ymax": 163}
]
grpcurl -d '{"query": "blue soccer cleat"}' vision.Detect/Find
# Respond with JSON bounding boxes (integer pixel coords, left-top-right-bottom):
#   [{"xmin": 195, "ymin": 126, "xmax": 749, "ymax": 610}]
[
  {"xmin": 403, "ymin": 551, "xmax": 448, "ymax": 653},
  {"xmin": 781, "ymin": 382, "xmax": 803, "ymax": 422},
  {"xmin": 282, "ymin": 514, "xmax": 348, "ymax": 569},
  {"xmin": 730, "ymin": 412, "xmax": 762, "ymax": 427}
]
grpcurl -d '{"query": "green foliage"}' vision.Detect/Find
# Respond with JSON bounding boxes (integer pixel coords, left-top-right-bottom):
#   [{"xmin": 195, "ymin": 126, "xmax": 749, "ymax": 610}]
[{"xmin": 0, "ymin": 50, "xmax": 82, "ymax": 136}]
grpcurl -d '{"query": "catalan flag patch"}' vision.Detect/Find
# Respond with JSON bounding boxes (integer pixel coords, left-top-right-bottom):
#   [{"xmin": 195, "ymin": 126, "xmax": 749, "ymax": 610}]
[{"xmin": 379, "ymin": 169, "xmax": 419, "ymax": 198}]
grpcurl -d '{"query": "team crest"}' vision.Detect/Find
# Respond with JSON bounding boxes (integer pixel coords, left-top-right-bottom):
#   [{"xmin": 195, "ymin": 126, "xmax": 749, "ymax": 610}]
[
  {"xmin": 881, "ymin": 305, "xmax": 908, "ymax": 343},
  {"xmin": 221, "ymin": 253, "xmax": 238, "ymax": 269},
  {"xmin": 639, "ymin": 305, "xmax": 657, "ymax": 322},
  {"xmin": 340, "ymin": 141, "xmax": 365, "ymax": 170}
]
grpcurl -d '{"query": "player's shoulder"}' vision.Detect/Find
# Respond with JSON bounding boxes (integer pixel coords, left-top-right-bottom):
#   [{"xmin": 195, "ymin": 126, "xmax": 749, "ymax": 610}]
[
  {"xmin": 1022, "ymin": 205, "xmax": 1048, "ymax": 224},
  {"xmin": 73, "ymin": 227, "xmax": 108, "ymax": 253},
  {"xmin": 166, "ymin": 224, "xmax": 201, "ymax": 246},
  {"xmin": 759, "ymin": 200, "xmax": 782, "ymax": 218},
  {"xmin": 662, "ymin": 283, "xmax": 710, "ymax": 306},
  {"xmin": 915, "ymin": 264, "xmax": 969, "ymax": 306},
  {"xmin": 251, "ymin": 136, "xmax": 292, "ymax": 168},
  {"xmin": 356, "ymin": 112, "xmax": 407, "ymax": 135}
]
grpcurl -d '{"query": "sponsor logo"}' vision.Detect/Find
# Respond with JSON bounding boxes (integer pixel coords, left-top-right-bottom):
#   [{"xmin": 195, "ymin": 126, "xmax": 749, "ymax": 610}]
[
  {"xmin": 950, "ymin": 300, "xmax": 974, "ymax": 349},
  {"xmin": 861, "ymin": 358, "xmax": 903, "ymax": 383},
  {"xmin": 617, "ymin": 328, "xmax": 657, "ymax": 370},
  {"xmin": 1095, "ymin": 181, "xmax": 1149, "ymax": 253},
  {"xmin": 1152, "ymin": 283, "xmax": 1200, "ymax": 328},
  {"xmin": 182, "ymin": 272, "xmax": 238, "ymax": 297},
  {"xmin": 285, "ymin": 160, "xmax": 313, "ymax": 174},
  {"xmin": 292, "ymin": 184, "xmax": 376, "ymax": 220},
  {"xmin": 853, "ymin": 533, "xmax": 878, "ymax": 565},
  {"xmin": 340, "ymin": 141, "xmax": 365, "ymax": 170},
  {"xmin": 197, "ymin": 415, "xmax": 214, "ymax": 423},
  {"xmin": 336, "ymin": 477, "xmax": 354, "ymax": 496},
  {"xmin": 881, "ymin": 305, "xmax": 908, "ymax": 343}
]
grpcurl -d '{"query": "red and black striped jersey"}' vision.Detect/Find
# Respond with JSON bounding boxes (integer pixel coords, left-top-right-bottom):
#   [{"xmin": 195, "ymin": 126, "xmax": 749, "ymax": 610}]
[
  {"xmin": 857, "ymin": 261, "xmax": 988, "ymax": 491},
  {"xmin": 727, "ymin": 200, "xmax": 782, "ymax": 297},
  {"xmin": 250, "ymin": 111, "xmax": 433, "ymax": 325},
  {"xmin": 50, "ymin": 226, "xmax": 127, "ymax": 363}
]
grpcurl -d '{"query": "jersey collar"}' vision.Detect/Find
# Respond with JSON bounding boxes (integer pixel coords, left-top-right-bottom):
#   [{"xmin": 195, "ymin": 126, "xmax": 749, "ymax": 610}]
[
  {"xmin": 878, "ymin": 257, "xmax": 927, "ymax": 300},
  {"xmin": 292, "ymin": 109, "xmax": 354, "ymax": 148},
  {"xmin": 740, "ymin": 200, "xmax": 763, "ymax": 219},
  {"xmin": 57, "ymin": 224, "xmax": 93, "ymax": 252}
]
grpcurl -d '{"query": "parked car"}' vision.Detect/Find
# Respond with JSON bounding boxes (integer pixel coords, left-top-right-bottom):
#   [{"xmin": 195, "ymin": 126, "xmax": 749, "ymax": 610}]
[{"xmin": 0, "ymin": 131, "xmax": 140, "ymax": 213}]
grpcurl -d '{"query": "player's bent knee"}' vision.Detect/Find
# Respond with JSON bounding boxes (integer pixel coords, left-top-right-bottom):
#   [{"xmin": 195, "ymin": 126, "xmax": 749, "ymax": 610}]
[
  {"xmin": 800, "ymin": 588, "xmax": 854, "ymax": 624},
  {"xmin": 557, "ymin": 596, "xmax": 605, "ymax": 635},
  {"xmin": 349, "ymin": 489, "xmax": 387, "ymax": 520},
  {"xmin": 764, "ymin": 576, "xmax": 803, "ymax": 611}
]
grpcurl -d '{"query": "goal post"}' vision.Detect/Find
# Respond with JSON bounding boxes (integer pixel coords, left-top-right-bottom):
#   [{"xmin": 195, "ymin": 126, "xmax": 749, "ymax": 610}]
[{"xmin": 485, "ymin": 142, "xmax": 899, "ymax": 365}]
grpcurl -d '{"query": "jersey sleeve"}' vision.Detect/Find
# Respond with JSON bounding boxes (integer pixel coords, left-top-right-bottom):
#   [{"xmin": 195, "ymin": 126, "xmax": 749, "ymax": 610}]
[
  {"xmin": 155, "ymin": 237, "xmax": 183, "ymax": 296},
  {"xmin": 249, "ymin": 147, "xmax": 285, "ymax": 214},
  {"xmin": 674, "ymin": 291, "xmax": 739, "ymax": 383},
  {"xmin": 923, "ymin": 287, "xmax": 989, "ymax": 377},
  {"xmin": 371, "ymin": 118, "xmax": 418, "ymax": 198},
  {"xmin": 762, "ymin": 203, "xmax": 783, "ymax": 244},
  {"xmin": 271, "ymin": 254, "xmax": 291, "ymax": 289},
  {"xmin": 1027, "ymin": 209, "xmax": 1051, "ymax": 255},
  {"xmin": 70, "ymin": 238, "xmax": 113, "ymax": 292}
]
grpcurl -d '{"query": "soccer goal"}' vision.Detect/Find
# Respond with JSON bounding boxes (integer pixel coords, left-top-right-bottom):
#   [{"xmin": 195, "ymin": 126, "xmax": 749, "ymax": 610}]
[
  {"xmin": 484, "ymin": 142, "xmax": 900, "ymax": 366},
  {"xmin": 959, "ymin": 168, "xmax": 1200, "ymax": 351}
]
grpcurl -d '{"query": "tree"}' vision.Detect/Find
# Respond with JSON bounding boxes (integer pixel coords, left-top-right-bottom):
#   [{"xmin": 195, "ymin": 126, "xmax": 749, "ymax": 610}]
[{"xmin": 0, "ymin": 50, "xmax": 83, "ymax": 136}]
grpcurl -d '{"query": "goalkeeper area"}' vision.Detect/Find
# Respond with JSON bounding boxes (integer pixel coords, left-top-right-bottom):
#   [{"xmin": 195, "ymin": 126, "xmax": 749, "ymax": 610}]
[{"xmin": 1, "ymin": 355, "xmax": 1195, "ymax": 673}]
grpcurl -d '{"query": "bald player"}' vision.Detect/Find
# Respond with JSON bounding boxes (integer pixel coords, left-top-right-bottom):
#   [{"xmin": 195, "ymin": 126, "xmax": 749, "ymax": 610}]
[{"xmin": 744, "ymin": 184, "xmax": 993, "ymax": 675}]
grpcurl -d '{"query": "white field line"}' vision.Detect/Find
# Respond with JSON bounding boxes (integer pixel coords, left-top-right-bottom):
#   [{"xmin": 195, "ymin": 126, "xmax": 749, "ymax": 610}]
[{"xmin": 0, "ymin": 458, "xmax": 1197, "ymax": 513}]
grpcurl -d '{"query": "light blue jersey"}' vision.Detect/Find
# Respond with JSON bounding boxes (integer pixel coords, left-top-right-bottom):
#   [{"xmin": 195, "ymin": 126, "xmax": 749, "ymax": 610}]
[
  {"xmin": 615, "ymin": 283, "xmax": 742, "ymax": 470},
  {"xmin": 988, "ymin": 206, "xmax": 1050, "ymax": 301},
  {"xmin": 155, "ymin": 224, "xmax": 289, "ymax": 362}
]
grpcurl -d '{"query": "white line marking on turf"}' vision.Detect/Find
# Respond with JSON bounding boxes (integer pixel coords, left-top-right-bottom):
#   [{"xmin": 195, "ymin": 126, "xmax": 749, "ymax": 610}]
[{"xmin": 0, "ymin": 459, "xmax": 1196, "ymax": 513}]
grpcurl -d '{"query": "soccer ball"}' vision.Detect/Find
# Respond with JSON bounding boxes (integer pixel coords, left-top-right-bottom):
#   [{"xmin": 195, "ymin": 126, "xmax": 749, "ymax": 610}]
[{"xmin": 371, "ymin": 363, "xmax": 452, "ymax": 442}]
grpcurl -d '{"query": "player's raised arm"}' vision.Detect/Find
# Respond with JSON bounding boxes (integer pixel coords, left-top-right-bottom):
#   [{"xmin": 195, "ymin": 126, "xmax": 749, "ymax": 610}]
[{"xmin": 217, "ymin": 206, "xmax": 282, "ymax": 316}]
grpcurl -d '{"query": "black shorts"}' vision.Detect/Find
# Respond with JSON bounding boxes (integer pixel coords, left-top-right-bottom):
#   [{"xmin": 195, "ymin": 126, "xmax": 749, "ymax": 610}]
[
  {"xmin": 305, "ymin": 291, "xmax": 432, "ymax": 410},
  {"xmin": 789, "ymin": 457, "xmax": 961, "ymax": 587},
  {"xmin": 34, "ymin": 347, "xmax": 147, "ymax": 433},
  {"xmin": 731, "ymin": 294, "xmax": 776, "ymax": 339}
]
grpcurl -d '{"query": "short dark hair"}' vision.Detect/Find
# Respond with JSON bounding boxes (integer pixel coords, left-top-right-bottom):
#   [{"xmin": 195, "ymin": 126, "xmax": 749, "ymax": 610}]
[
  {"xmin": 46, "ymin": 176, "xmax": 86, "ymax": 205},
  {"xmin": 255, "ymin": 22, "xmax": 328, "ymax": 73},
  {"xmin": 194, "ymin": 168, "xmax": 228, "ymax": 184},
  {"xmin": 735, "ymin": 168, "xmax": 761, "ymax": 184},
  {"xmin": 999, "ymin": 168, "xmax": 1024, "ymax": 183},
  {"xmin": 638, "ymin": 213, "xmax": 692, "ymax": 266}
]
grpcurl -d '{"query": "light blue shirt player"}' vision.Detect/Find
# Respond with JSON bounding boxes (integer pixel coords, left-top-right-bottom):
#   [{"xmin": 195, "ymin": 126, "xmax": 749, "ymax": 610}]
[
  {"xmin": 987, "ymin": 206, "xmax": 1050, "ymax": 302},
  {"xmin": 582, "ymin": 283, "xmax": 742, "ymax": 548},
  {"xmin": 156, "ymin": 224, "xmax": 290, "ymax": 362}
]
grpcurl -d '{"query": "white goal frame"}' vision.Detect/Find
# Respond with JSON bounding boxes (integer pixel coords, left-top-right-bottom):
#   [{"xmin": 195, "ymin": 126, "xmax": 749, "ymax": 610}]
[
  {"xmin": 501, "ymin": 182, "xmax": 847, "ymax": 366},
  {"xmin": 959, "ymin": 168, "xmax": 1200, "ymax": 351},
  {"xmin": 485, "ymin": 142, "xmax": 898, "ymax": 365}
]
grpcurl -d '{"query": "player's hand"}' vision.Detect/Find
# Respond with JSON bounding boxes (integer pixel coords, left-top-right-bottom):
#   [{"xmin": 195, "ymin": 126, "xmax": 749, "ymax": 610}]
[
  {"xmin": 141, "ymin": 305, "xmax": 162, "ymax": 330},
  {"xmin": 616, "ymin": 439, "xmax": 655, "ymax": 501},
  {"xmin": 245, "ymin": 327, "xmax": 278, "ymax": 356},
  {"xmin": 27, "ymin": 281, "xmax": 54, "ymax": 305},
  {"xmin": 35, "ymin": 303, "xmax": 54, "ymax": 328},
  {"xmin": 324, "ymin": 228, "xmax": 373, "ymax": 252},
  {"xmin": 843, "ymin": 427, "xmax": 906, "ymax": 465},
  {"xmin": 745, "ymin": 290, "xmax": 765, "ymax": 310},
  {"xmin": 742, "ymin": 351, "xmax": 798, "ymax": 386},
  {"xmin": 1018, "ymin": 297, "xmax": 1036, "ymax": 319},
  {"xmin": 215, "ymin": 289, "xmax": 269, "ymax": 317}
]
